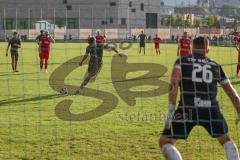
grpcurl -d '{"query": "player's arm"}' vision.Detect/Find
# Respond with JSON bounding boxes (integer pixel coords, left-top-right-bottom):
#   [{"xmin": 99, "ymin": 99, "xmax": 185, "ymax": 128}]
[
  {"xmin": 219, "ymin": 66, "xmax": 240, "ymax": 124},
  {"xmin": 50, "ymin": 36, "xmax": 55, "ymax": 43},
  {"xmin": 165, "ymin": 62, "xmax": 181, "ymax": 129},
  {"xmin": 236, "ymin": 43, "xmax": 240, "ymax": 52},
  {"xmin": 169, "ymin": 66, "xmax": 181, "ymax": 105},
  {"xmin": 222, "ymin": 82, "xmax": 240, "ymax": 124},
  {"xmin": 177, "ymin": 40, "xmax": 180, "ymax": 56},
  {"xmin": 6, "ymin": 42, "xmax": 10, "ymax": 56},
  {"xmin": 35, "ymin": 35, "xmax": 40, "ymax": 44},
  {"xmin": 79, "ymin": 49, "xmax": 90, "ymax": 66}
]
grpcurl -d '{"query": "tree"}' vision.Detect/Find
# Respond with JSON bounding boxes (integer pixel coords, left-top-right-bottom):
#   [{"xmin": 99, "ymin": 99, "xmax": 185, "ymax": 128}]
[{"xmin": 195, "ymin": 19, "xmax": 201, "ymax": 28}]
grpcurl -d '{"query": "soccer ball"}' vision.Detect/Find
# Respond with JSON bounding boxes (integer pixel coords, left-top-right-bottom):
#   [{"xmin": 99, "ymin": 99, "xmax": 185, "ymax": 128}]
[{"xmin": 59, "ymin": 87, "xmax": 68, "ymax": 95}]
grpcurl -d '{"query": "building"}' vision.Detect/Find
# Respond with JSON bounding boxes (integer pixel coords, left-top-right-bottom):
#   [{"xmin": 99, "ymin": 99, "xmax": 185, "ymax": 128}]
[{"xmin": 0, "ymin": 0, "xmax": 164, "ymax": 30}]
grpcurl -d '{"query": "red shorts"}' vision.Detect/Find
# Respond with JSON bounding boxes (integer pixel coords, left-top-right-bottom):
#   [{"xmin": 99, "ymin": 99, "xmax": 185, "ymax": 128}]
[
  {"xmin": 155, "ymin": 44, "xmax": 160, "ymax": 49},
  {"xmin": 180, "ymin": 50, "xmax": 191, "ymax": 57},
  {"xmin": 39, "ymin": 52, "xmax": 49, "ymax": 60}
]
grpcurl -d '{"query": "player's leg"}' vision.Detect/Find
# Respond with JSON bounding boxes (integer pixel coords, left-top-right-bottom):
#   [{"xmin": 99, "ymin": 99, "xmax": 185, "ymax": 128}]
[
  {"xmin": 160, "ymin": 107, "xmax": 196, "ymax": 160},
  {"xmin": 201, "ymin": 107, "xmax": 239, "ymax": 160},
  {"xmin": 39, "ymin": 53, "xmax": 44, "ymax": 72},
  {"xmin": 217, "ymin": 135, "xmax": 239, "ymax": 160},
  {"xmin": 237, "ymin": 53, "xmax": 240, "ymax": 76},
  {"xmin": 159, "ymin": 136, "xmax": 182, "ymax": 160},
  {"xmin": 14, "ymin": 52, "xmax": 19, "ymax": 72},
  {"xmin": 143, "ymin": 46, "xmax": 146, "ymax": 55},
  {"xmin": 139, "ymin": 46, "xmax": 142, "ymax": 54},
  {"xmin": 79, "ymin": 60, "xmax": 102, "ymax": 89}
]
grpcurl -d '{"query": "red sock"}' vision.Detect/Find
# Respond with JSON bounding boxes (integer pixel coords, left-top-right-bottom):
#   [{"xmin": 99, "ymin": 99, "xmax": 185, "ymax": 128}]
[
  {"xmin": 45, "ymin": 59, "xmax": 48, "ymax": 69},
  {"xmin": 40, "ymin": 59, "xmax": 43, "ymax": 69}
]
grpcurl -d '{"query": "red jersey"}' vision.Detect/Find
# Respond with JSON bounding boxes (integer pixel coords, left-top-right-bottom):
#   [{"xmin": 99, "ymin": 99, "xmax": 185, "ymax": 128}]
[
  {"xmin": 179, "ymin": 38, "xmax": 191, "ymax": 57},
  {"xmin": 96, "ymin": 35, "xmax": 105, "ymax": 44},
  {"xmin": 40, "ymin": 36, "xmax": 51, "ymax": 49},
  {"xmin": 39, "ymin": 35, "xmax": 52, "ymax": 55},
  {"xmin": 153, "ymin": 37, "xmax": 161, "ymax": 45}
]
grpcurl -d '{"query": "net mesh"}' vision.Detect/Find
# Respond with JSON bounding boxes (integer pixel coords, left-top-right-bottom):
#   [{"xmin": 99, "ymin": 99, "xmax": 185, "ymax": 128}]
[{"xmin": 0, "ymin": 1, "xmax": 239, "ymax": 159}]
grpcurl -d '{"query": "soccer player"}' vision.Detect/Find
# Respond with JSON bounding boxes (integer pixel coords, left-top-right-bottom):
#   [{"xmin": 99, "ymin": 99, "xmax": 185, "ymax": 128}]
[
  {"xmin": 95, "ymin": 31, "xmax": 121, "ymax": 55},
  {"xmin": 153, "ymin": 34, "xmax": 161, "ymax": 55},
  {"xmin": 77, "ymin": 37, "xmax": 122, "ymax": 90},
  {"xmin": 36, "ymin": 30, "xmax": 45, "ymax": 44},
  {"xmin": 39, "ymin": 31, "xmax": 55, "ymax": 73},
  {"xmin": 6, "ymin": 32, "xmax": 21, "ymax": 72},
  {"xmin": 159, "ymin": 36, "xmax": 240, "ymax": 160},
  {"xmin": 95, "ymin": 31, "xmax": 105, "ymax": 45},
  {"xmin": 234, "ymin": 34, "xmax": 240, "ymax": 77},
  {"xmin": 138, "ymin": 31, "xmax": 147, "ymax": 55},
  {"xmin": 177, "ymin": 32, "xmax": 191, "ymax": 57}
]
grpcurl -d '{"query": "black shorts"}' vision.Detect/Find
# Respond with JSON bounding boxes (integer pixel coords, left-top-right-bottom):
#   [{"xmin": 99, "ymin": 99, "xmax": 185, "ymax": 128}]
[
  {"xmin": 11, "ymin": 50, "xmax": 19, "ymax": 61},
  {"xmin": 140, "ymin": 43, "xmax": 145, "ymax": 48},
  {"xmin": 162, "ymin": 106, "xmax": 228, "ymax": 139},
  {"xmin": 88, "ymin": 58, "xmax": 102, "ymax": 74}
]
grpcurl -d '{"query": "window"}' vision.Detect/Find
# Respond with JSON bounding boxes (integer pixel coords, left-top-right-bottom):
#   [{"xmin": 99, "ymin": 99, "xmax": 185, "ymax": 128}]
[
  {"xmin": 140, "ymin": 3, "xmax": 144, "ymax": 11},
  {"xmin": 66, "ymin": 5, "xmax": 72, "ymax": 10},
  {"xmin": 63, "ymin": 0, "xmax": 67, "ymax": 4},
  {"xmin": 110, "ymin": 2, "xmax": 117, "ymax": 6},
  {"xmin": 121, "ymin": 18, "xmax": 127, "ymax": 25},
  {"xmin": 102, "ymin": 21, "xmax": 108, "ymax": 25},
  {"xmin": 131, "ymin": 8, "xmax": 136, "ymax": 12},
  {"xmin": 110, "ymin": 17, "xmax": 114, "ymax": 24},
  {"xmin": 129, "ymin": 1, "xmax": 132, "ymax": 7}
]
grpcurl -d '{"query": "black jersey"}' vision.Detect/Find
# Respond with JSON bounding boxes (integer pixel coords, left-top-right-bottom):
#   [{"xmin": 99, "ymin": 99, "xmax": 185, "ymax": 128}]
[
  {"xmin": 174, "ymin": 53, "xmax": 228, "ymax": 107},
  {"xmin": 8, "ymin": 38, "xmax": 21, "ymax": 51},
  {"xmin": 86, "ymin": 44, "xmax": 103, "ymax": 62}
]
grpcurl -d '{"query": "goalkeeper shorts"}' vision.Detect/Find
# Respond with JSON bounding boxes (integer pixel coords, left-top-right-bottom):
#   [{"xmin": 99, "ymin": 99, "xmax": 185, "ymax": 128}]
[{"xmin": 162, "ymin": 106, "xmax": 228, "ymax": 139}]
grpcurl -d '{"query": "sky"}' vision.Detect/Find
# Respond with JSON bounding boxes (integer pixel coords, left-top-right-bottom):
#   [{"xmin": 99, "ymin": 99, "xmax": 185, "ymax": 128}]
[{"xmin": 164, "ymin": 0, "xmax": 197, "ymax": 6}]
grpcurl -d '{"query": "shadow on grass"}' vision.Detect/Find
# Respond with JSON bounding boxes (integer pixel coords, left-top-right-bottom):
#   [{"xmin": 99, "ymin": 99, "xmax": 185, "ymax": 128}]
[
  {"xmin": 0, "ymin": 94, "xmax": 62, "ymax": 106},
  {"xmin": 0, "ymin": 72, "xmax": 40, "ymax": 77}
]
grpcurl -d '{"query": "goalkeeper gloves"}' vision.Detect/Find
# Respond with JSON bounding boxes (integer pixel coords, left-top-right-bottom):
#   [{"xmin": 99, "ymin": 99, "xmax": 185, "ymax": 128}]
[{"xmin": 165, "ymin": 104, "xmax": 176, "ymax": 129}]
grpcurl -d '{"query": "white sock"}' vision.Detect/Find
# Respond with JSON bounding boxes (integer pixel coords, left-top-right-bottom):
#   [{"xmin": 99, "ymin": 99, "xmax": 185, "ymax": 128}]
[
  {"xmin": 162, "ymin": 144, "xmax": 183, "ymax": 160},
  {"xmin": 224, "ymin": 141, "xmax": 240, "ymax": 160}
]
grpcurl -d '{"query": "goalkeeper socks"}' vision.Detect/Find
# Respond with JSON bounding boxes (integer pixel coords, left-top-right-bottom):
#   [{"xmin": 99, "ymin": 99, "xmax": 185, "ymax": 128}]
[
  {"xmin": 224, "ymin": 141, "xmax": 239, "ymax": 160},
  {"xmin": 162, "ymin": 144, "xmax": 183, "ymax": 160},
  {"xmin": 80, "ymin": 77, "xmax": 91, "ymax": 89}
]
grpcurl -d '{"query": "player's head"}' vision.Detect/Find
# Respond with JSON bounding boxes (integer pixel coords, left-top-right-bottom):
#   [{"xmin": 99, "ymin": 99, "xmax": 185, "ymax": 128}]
[
  {"xmin": 13, "ymin": 31, "xmax": 18, "ymax": 38},
  {"xmin": 45, "ymin": 31, "xmax": 50, "ymax": 36},
  {"xmin": 155, "ymin": 34, "xmax": 158, "ymax": 37},
  {"xmin": 88, "ymin": 37, "xmax": 95, "ymax": 45},
  {"xmin": 141, "ymin": 31, "xmax": 144, "ymax": 34},
  {"xmin": 192, "ymin": 36, "xmax": 209, "ymax": 55},
  {"xmin": 183, "ymin": 32, "xmax": 188, "ymax": 38},
  {"xmin": 40, "ymin": 30, "xmax": 44, "ymax": 35},
  {"xmin": 97, "ymin": 31, "xmax": 100, "ymax": 36}
]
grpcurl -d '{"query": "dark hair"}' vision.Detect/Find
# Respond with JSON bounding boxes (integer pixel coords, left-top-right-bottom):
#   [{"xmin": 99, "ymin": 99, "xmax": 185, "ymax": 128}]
[
  {"xmin": 193, "ymin": 36, "xmax": 209, "ymax": 50},
  {"xmin": 40, "ymin": 30, "xmax": 44, "ymax": 33},
  {"xmin": 13, "ymin": 32, "xmax": 18, "ymax": 35},
  {"xmin": 88, "ymin": 37, "xmax": 95, "ymax": 44}
]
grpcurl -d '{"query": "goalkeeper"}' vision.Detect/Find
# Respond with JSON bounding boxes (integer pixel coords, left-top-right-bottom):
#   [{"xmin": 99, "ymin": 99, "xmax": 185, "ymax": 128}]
[{"xmin": 159, "ymin": 36, "xmax": 240, "ymax": 160}]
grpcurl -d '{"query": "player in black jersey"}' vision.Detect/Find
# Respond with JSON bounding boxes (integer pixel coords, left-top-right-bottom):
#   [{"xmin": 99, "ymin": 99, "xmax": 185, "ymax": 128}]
[
  {"xmin": 159, "ymin": 37, "xmax": 240, "ymax": 160},
  {"xmin": 6, "ymin": 32, "xmax": 21, "ymax": 72},
  {"xmin": 77, "ymin": 37, "xmax": 122, "ymax": 91}
]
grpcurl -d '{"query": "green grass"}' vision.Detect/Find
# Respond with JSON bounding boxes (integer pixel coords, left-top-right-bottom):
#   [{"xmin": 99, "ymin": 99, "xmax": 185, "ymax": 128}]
[{"xmin": 0, "ymin": 42, "xmax": 239, "ymax": 160}]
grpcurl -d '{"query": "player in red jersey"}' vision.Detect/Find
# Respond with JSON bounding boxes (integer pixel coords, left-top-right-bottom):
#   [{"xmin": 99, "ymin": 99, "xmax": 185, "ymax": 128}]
[
  {"xmin": 153, "ymin": 34, "xmax": 161, "ymax": 55},
  {"xmin": 177, "ymin": 32, "xmax": 192, "ymax": 57},
  {"xmin": 39, "ymin": 31, "xmax": 55, "ymax": 73},
  {"xmin": 95, "ymin": 31, "xmax": 106, "ymax": 45},
  {"xmin": 235, "ymin": 34, "xmax": 240, "ymax": 77}
]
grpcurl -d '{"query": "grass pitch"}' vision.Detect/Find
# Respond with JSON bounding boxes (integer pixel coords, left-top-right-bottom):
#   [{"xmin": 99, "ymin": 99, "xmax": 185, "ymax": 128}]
[{"xmin": 0, "ymin": 42, "xmax": 239, "ymax": 160}]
